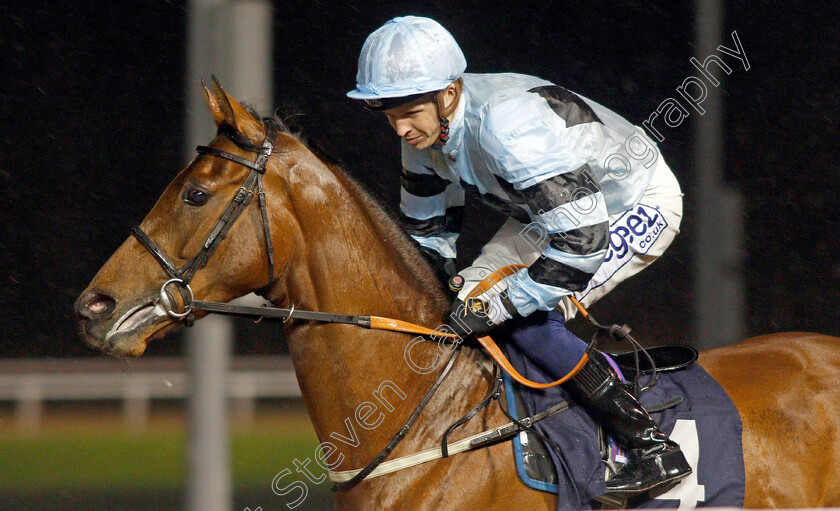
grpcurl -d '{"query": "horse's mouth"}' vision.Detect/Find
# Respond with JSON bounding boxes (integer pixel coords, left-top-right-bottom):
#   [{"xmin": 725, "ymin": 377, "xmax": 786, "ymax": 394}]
[{"xmin": 103, "ymin": 300, "xmax": 171, "ymax": 353}]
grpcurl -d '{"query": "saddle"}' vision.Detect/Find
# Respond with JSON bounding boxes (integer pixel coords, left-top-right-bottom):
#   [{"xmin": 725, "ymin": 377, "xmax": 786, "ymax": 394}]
[
  {"xmin": 611, "ymin": 345, "xmax": 698, "ymax": 377},
  {"xmin": 503, "ymin": 345, "xmax": 698, "ymax": 497},
  {"xmin": 501, "ymin": 343, "xmax": 745, "ymax": 511}
]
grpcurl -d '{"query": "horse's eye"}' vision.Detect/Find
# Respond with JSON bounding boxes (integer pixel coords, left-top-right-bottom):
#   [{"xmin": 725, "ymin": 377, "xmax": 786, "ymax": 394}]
[{"xmin": 183, "ymin": 188, "xmax": 210, "ymax": 206}]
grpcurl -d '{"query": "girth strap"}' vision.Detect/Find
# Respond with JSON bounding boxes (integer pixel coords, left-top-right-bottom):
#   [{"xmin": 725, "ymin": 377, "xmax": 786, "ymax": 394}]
[
  {"xmin": 440, "ymin": 365, "xmax": 502, "ymax": 458},
  {"xmin": 328, "ymin": 396, "xmax": 573, "ymax": 484},
  {"xmin": 332, "ymin": 345, "xmax": 463, "ymax": 492}
]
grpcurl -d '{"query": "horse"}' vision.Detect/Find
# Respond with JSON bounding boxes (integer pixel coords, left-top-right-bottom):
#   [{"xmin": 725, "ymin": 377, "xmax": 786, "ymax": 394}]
[{"xmin": 75, "ymin": 81, "xmax": 840, "ymax": 509}]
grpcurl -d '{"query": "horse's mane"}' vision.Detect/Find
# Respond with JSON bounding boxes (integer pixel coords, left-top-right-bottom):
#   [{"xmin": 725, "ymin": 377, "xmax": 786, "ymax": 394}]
[
  {"xmin": 217, "ymin": 105, "xmax": 449, "ymax": 314},
  {"xmin": 330, "ymin": 162, "xmax": 449, "ymax": 299},
  {"xmin": 271, "ymin": 114, "xmax": 451, "ymax": 314}
]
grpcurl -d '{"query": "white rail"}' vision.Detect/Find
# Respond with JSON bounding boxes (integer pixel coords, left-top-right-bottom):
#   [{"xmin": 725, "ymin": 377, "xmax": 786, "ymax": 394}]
[{"xmin": 0, "ymin": 356, "xmax": 300, "ymax": 431}]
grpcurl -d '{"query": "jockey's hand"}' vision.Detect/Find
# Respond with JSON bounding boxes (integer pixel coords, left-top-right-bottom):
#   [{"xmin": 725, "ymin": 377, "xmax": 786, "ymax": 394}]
[{"xmin": 447, "ymin": 294, "xmax": 518, "ymax": 341}]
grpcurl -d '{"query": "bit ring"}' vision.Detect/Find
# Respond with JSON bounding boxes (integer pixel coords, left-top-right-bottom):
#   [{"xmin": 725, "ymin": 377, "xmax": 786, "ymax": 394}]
[{"xmin": 159, "ymin": 278, "xmax": 194, "ymax": 319}]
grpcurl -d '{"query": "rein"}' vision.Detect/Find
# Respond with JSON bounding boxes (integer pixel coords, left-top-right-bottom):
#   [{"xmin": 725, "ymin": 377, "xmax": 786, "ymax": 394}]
[{"xmin": 182, "ymin": 287, "xmax": 592, "ymax": 389}]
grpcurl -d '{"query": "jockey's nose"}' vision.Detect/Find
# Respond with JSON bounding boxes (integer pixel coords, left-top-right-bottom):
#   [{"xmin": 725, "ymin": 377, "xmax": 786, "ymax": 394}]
[
  {"xmin": 75, "ymin": 291, "xmax": 117, "ymax": 321},
  {"xmin": 393, "ymin": 118, "xmax": 412, "ymax": 138}
]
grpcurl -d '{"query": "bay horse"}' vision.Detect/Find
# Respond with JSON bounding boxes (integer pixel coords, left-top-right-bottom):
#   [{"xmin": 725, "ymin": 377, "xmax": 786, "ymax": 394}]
[{"xmin": 75, "ymin": 81, "xmax": 840, "ymax": 509}]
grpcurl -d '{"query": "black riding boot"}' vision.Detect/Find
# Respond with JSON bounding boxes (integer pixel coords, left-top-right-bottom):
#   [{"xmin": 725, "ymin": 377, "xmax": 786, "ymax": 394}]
[{"xmin": 563, "ymin": 350, "xmax": 692, "ymax": 497}]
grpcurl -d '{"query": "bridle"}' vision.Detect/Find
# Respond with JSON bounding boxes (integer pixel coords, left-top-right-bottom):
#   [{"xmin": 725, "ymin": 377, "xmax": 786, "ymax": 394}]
[
  {"xmin": 126, "ymin": 120, "xmax": 473, "ymax": 491},
  {"xmin": 130, "ymin": 119, "xmax": 281, "ymax": 321}
]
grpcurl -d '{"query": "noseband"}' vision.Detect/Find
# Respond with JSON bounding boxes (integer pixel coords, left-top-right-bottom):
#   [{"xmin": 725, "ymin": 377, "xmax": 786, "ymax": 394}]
[{"xmin": 131, "ymin": 119, "xmax": 281, "ymax": 320}]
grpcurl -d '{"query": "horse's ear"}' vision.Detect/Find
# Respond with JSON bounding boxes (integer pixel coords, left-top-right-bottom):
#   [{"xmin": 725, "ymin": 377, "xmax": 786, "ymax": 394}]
[
  {"xmin": 208, "ymin": 76, "xmax": 265, "ymax": 144},
  {"xmin": 201, "ymin": 79, "xmax": 227, "ymax": 127}
]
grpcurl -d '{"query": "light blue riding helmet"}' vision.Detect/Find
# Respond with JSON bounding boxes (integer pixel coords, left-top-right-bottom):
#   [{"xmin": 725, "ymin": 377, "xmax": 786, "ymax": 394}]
[{"xmin": 347, "ymin": 16, "xmax": 467, "ymax": 110}]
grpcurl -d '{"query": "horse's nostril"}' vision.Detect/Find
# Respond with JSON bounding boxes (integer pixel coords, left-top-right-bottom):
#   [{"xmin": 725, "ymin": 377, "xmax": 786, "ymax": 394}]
[
  {"xmin": 77, "ymin": 292, "xmax": 117, "ymax": 319},
  {"xmin": 88, "ymin": 298, "xmax": 108, "ymax": 313}
]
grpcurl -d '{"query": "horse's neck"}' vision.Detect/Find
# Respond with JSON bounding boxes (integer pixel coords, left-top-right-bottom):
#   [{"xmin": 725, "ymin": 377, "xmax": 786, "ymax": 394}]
[
  {"xmin": 278, "ymin": 156, "xmax": 489, "ymax": 466},
  {"xmin": 285, "ymin": 159, "xmax": 443, "ymax": 321}
]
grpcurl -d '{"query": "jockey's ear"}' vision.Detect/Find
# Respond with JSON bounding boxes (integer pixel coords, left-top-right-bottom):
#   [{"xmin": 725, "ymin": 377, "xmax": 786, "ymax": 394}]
[{"xmin": 202, "ymin": 76, "xmax": 266, "ymax": 145}]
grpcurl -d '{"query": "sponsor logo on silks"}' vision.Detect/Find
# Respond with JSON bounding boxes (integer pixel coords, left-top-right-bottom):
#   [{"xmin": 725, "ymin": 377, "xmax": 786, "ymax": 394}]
[{"xmin": 578, "ymin": 204, "xmax": 667, "ymax": 298}]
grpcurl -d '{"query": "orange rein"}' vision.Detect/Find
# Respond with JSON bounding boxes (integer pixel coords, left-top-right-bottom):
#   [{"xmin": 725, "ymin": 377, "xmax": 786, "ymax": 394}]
[{"xmin": 370, "ymin": 265, "xmax": 591, "ymax": 389}]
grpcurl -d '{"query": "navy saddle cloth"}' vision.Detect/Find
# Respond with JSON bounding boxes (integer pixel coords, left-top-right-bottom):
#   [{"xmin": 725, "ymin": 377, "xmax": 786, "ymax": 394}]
[{"xmin": 503, "ymin": 343, "xmax": 746, "ymax": 510}]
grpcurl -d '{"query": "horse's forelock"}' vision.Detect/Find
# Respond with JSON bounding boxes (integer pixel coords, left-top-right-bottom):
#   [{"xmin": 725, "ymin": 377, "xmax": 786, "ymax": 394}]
[{"xmin": 214, "ymin": 104, "xmax": 289, "ymax": 149}]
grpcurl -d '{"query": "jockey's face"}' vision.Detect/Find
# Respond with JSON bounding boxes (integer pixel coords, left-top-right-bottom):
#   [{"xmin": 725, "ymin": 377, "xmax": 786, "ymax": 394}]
[{"xmin": 384, "ymin": 93, "xmax": 441, "ymax": 150}]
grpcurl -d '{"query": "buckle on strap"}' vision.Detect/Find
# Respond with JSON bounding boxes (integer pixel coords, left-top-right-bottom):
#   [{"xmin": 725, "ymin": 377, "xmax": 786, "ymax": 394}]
[
  {"xmin": 159, "ymin": 278, "xmax": 194, "ymax": 318},
  {"xmin": 196, "ymin": 145, "xmax": 267, "ymax": 174}
]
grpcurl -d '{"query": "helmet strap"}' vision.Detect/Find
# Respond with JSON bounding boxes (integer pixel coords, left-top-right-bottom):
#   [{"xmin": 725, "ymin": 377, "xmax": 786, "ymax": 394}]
[
  {"xmin": 438, "ymin": 117, "xmax": 451, "ymax": 143},
  {"xmin": 434, "ymin": 83, "xmax": 460, "ymax": 144}
]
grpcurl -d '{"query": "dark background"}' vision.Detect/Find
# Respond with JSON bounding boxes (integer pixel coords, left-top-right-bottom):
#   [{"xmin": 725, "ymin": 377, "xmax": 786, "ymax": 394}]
[{"xmin": 2, "ymin": 1, "xmax": 839, "ymax": 358}]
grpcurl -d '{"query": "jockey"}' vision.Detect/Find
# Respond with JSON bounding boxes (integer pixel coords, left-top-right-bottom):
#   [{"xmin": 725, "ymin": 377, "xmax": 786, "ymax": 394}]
[{"xmin": 348, "ymin": 16, "xmax": 690, "ymax": 496}]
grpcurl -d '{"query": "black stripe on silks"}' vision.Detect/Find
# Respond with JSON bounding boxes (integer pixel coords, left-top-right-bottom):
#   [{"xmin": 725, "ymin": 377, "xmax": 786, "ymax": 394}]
[
  {"xmin": 399, "ymin": 206, "xmax": 464, "ymax": 238},
  {"xmin": 400, "ymin": 167, "xmax": 450, "ymax": 197},
  {"xmin": 527, "ymin": 257, "xmax": 595, "ymax": 293},
  {"xmin": 458, "ymin": 180, "xmax": 479, "ymax": 196},
  {"xmin": 503, "ymin": 203, "xmax": 532, "ymax": 224},
  {"xmin": 477, "ymin": 194, "xmax": 530, "ymax": 223},
  {"xmin": 547, "ymin": 221, "xmax": 609, "ymax": 255},
  {"xmin": 447, "ymin": 205, "xmax": 465, "ymax": 233},
  {"xmin": 460, "ymin": 180, "xmax": 531, "ymax": 224},
  {"xmin": 400, "ymin": 214, "xmax": 446, "ymax": 237},
  {"xmin": 495, "ymin": 178, "xmax": 528, "ymax": 205},
  {"xmin": 528, "ymin": 86, "xmax": 603, "ymax": 127},
  {"xmin": 519, "ymin": 164, "xmax": 601, "ymax": 213}
]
